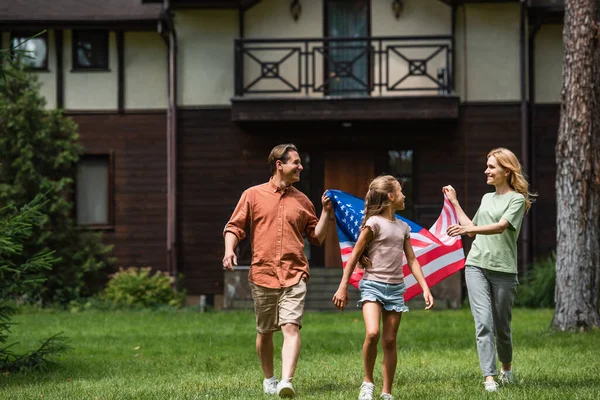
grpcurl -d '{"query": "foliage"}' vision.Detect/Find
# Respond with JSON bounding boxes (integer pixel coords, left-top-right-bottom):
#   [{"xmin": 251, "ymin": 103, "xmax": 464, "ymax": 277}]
[
  {"xmin": 0, "ymin": 63, "xmax": 114, "ymax": 305},
  {"xmin": 102, "ymin": 267, "xmax": 186, "ymax": 309},
  {"xmin": 0, "ymin": 195, "xmax": 70, "ymax": 372},
  {"xmin": 516, "ymin": 252, "xmax": 556, "ymax": 309}
]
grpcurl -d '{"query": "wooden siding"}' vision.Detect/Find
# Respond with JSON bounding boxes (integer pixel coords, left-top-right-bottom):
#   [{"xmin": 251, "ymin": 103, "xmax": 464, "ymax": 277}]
[
  {"xmin": 532, "ymin": 104, "xmax": 559, "ymax": 258},
  {"xmin": 69, "ymin": 104, "xmax": 559, "ymax": 296},
  {"xmin": 176, "ymin": 104, "xmax": 559, "ymax": 295},
  {"xmin": 177, "ymin": 108, "xmax": 270, "ymax": 295},
  {"xmin": 68, "ymin": 112, "xmax": 168, "ymax": 273}
]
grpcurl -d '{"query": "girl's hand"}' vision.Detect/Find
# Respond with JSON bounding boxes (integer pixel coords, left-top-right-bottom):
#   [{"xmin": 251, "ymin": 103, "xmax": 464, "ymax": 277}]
[
  {"xmin": 442, "ymin": 185, "xmax": 457, "ymax": 203},
  {"xmin": 332, "ymin": 288, "xmax": 349, "ymax": 311},
  {"xmin": 423, "ymin": 290, "xmax": 434, "ymax": 310},
  {"xmin": 447, "ymin": 223, "xmax": 469, "ymax": 237}
]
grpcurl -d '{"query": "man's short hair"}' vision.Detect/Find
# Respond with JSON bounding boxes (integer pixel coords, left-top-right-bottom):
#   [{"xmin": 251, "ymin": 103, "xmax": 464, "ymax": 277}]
[{"xmin": 268, "ymin": 144, "xmax": 299, "ymax": 175}]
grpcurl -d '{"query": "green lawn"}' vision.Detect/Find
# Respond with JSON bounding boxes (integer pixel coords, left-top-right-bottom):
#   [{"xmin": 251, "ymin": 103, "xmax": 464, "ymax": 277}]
[{"xmin": 1, "ymin": 307, "xmax": 599, "ymax": 399}]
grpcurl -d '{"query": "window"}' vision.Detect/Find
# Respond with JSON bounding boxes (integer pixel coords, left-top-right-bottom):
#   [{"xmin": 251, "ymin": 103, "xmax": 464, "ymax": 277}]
[
  {"xmin": 388, "ymin": 150, "xmax": 414, "ymax": 219},
  {"xmin": 76, "ymin": 153, "xmax": 114, "ymax": 227},
  {"xmin": 294, "ymin": 153, "xmax": 312, "ymax": 261},
  {"xmin": 72, "ymin": 30, "xmax": 109, "ymax": 70},
  {"xmin": 325, "ymin": 0, "xmax": 370, "ymax": 96},
  {"xmin": 11, "ymin": 30, "xmax": 48, "ymax": 70}
]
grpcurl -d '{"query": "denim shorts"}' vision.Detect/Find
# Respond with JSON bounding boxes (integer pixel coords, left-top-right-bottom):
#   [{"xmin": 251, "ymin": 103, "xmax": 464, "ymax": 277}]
[{"xmin": 358, "ymin": 279, "xmax": 409, "ymax": 313}]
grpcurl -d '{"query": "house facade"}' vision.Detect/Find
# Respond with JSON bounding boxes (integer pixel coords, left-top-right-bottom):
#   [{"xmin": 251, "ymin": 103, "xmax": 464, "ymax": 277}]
[{"xmin": 1, "ymin": 0, "xmax": 564, "ymax": 308}]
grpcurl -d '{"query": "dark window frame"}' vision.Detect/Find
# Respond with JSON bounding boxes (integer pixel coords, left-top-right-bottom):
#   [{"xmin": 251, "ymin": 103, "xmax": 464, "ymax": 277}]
[
  {"xmin": 322, "ymin": 0, "xmax": 372, "ymax": 96},
  {"xmin": 72, "ymin": 30, "xmax": 110, "ymax": 71},
  {"xmin": 74, "ymin": 150, "xmax": 115, "ymax": 230},
  {"xmin": 10, "ymin": 30, "xmax": 49, "ymax": 71}
]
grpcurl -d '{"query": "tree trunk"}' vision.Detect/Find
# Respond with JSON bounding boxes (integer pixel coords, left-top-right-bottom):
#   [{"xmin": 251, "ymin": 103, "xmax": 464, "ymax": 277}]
[{"xmin": 552, "ymin": 0, "xmax": 600, "ymax": 331}]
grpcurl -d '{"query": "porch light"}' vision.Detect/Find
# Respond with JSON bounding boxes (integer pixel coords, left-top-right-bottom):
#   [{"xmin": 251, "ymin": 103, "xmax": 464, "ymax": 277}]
[
  {"xmin": 290, "ymin": 0, "xmax": 302, "ymax": 21},
  {"xmin": 392, "ymin": 0, "xmax": 404, "ymax": 19}
]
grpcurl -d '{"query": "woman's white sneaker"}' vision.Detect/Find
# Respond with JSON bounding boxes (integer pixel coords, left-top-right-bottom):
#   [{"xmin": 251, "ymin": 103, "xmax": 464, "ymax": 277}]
[{"xmin": 484, "ymin": 380, "xmax": 499, "ymax": 392}]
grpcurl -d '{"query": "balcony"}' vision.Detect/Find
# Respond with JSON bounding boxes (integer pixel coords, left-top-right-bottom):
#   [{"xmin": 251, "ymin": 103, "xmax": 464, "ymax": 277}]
[{"xmin": 231, "ymin": 35, "xmax": 459, "ymax": 123}]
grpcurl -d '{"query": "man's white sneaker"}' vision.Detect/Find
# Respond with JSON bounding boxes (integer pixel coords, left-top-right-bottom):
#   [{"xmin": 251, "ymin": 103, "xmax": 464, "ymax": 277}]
[
  {"xmin": 499, "ymin": 369, "xmax": 514, "ymax": 384},
  {"xmin": 380, "ymin": 393, "xmax": 394, "ymax": 400},
  {"xmin": 277, "ymin": 380, "xmax": 296, "ymax": 398},
  {"xmin": 358, "ymin": 382, "xmax": 375, "ymax": 400},
  {"xmin": 484, "ymin": 380, "xmax": 499, "ymax": 392},
  {"xmin": 263, "ymin": 377, "xmax": 278, "ymax": 395}
]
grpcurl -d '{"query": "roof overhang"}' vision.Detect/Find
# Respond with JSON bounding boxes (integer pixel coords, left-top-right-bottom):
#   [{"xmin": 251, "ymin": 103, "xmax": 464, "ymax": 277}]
[
  {"xmin": 141, "ymin": 0, "xmax": 262, "ymax": 10},
  {"xmin": 0, "ymin": 20, "xmax": 160, "ymax": 31}
]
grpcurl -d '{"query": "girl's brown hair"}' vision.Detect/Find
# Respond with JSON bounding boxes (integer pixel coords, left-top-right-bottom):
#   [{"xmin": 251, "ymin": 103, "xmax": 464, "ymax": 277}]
[{"xmin": 358, "ymin": 175, "xmax": 399, "ymax": 268}]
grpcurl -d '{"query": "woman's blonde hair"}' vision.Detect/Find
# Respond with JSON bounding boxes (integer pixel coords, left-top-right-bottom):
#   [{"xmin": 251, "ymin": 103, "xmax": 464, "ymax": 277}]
[
  {"xmin": 488, "ymin": 147, "xmax": 537, "ymax": 211},
  {"xmin": 358, "ymin": 175, "xmax": 399, "ymax": 268}
]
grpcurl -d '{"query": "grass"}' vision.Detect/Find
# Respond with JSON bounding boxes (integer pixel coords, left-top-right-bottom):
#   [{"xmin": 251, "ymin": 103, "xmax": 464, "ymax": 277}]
[{"xmin": 1, "ymin": 307, "xmax": 599, "ymax": 399}]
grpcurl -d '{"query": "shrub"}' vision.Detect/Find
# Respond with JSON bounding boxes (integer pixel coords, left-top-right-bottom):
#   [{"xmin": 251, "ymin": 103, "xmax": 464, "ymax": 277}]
[
  {"xmin": 515, "ymin": 252, "xmax": 556, "ymax": 308},
  {"xmin": 102, "ymin": 267, "xmax": 186, "ymax": 309}
]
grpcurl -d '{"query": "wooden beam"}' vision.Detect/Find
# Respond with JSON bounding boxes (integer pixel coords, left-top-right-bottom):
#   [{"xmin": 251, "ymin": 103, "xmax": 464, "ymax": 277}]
[
  {"xmin": 117, "ymin": 30, "xmax": 125, "ymax": 114},
  {"xmin": 55, "ymin": 29, "xmax": 64, "ymax": 109},
  {"xmin": 231, "ymin": 96, "xmax": 460, "ymax": 122}
]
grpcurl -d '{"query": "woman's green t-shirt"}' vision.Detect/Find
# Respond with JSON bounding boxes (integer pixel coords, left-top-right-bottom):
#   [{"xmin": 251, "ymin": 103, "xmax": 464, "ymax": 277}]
[{"xmin": 465, "ymin": 191, "xmax": 526, "ymax": 274}]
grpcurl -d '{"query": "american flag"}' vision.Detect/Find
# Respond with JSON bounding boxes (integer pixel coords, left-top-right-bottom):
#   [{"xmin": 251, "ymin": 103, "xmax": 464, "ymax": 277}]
[{"xmin": 325, "ymin": 189, "xmax": 465, "ymax": 301}]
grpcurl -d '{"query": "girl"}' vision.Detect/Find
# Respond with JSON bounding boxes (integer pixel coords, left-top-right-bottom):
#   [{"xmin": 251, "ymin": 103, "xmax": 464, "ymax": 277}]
[
  {"xmin": 332, "ymin": 175, "xmax": 434, "ymax": 400},
  {"xmin": 443, "ymin": 147, "xmax": 536, "ymax": 392}
]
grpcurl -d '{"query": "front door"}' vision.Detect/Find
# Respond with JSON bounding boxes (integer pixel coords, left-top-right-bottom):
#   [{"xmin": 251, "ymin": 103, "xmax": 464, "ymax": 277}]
[
  {"xmin": 325, "ymin": 0, "xmax": 370, "ymax": 96},
  {"xmin": 324, "ymin": 151, "xmax": 374, "ymax": 267}
]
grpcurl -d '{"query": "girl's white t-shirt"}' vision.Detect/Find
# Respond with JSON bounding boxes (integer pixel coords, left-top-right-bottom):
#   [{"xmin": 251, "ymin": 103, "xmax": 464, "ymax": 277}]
[{"xmin": 362, "ymin": 215, "xmax": 411, "ymax": 284}]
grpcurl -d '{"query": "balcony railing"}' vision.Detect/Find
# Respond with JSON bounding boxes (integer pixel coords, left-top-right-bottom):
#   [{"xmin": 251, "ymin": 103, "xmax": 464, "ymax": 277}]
[{"xmin": 234, "ymin": 35, "xmax": 454, "ymax": 98}]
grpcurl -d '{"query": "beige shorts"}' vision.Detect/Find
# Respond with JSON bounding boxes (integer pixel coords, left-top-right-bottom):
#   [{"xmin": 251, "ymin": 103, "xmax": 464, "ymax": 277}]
[{"xmin": 249, "ymin": 279, "xmax": 307, "ymax": 333}]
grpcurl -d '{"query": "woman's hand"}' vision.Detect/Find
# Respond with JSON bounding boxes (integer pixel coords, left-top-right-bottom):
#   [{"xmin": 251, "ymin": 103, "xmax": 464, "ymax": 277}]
[
  {"xmin": 447, "ymin": 223, "xmax": 470, "ymax": 237},
  {"xmin": 442, "ymin": 185, "xmax": 457, "ymax": 203}
]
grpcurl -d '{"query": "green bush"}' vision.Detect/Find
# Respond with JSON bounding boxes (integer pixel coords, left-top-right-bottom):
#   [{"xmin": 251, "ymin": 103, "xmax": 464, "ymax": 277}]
[
  {"xmin": 515, "ymin": 252, "xmax": 556, "ymax": 308},
  {"xmin": 102, "ymin": 267, "xmax": 186, "ymax": 309}
]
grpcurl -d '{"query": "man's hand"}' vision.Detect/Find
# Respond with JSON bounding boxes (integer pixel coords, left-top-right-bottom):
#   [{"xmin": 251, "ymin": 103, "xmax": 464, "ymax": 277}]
[
  {"xmin": 222, "ymin": 251, "xmax": 237, "ymax": 271},
  {"xmin": 322, "ymin": 192, "xmax": 333, "ymax": 214}
]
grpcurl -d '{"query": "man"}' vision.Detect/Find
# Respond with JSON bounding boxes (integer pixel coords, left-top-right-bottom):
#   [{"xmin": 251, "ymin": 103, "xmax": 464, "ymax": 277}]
[{"xmin": 223, "ymin": 144, "xmax": 332, "ymax": 398}]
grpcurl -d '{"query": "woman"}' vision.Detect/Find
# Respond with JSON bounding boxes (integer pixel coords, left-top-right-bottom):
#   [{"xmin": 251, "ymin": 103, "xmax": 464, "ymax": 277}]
[{"xmin": 443, "ymin": 147, "xmax": 536, "ymax": 392}]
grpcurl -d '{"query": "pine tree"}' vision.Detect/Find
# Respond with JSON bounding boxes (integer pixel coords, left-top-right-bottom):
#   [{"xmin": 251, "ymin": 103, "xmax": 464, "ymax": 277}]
[
  {"xmin": 0, "ymin": 195, "xmax": 70, "ymax": 372},
  {"xmin": 0, "ymin": 64, "xmax": 114, "ymax": 305}
]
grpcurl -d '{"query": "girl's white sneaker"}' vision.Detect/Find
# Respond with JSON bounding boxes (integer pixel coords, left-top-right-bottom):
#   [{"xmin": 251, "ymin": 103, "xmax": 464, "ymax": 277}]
[{"xmin": 358, "ymin": 382, "xmax": 375, "ymax": 400}]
